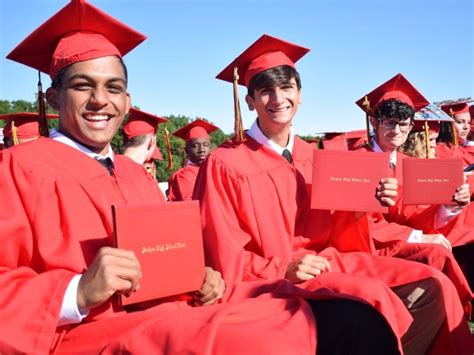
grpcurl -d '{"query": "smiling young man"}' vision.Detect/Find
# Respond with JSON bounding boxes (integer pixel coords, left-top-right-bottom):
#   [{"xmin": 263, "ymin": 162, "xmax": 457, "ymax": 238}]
[
  {"xmin": 168, "ymin": 119, "xmax": 218, "ymax": 201},
  {"xmin": 194, "ymin": 35, "xmax": 474, "ymax": 354},
  {"xmin": 0, "ymin": 2, "xmax": 329, "ymax": 354}
]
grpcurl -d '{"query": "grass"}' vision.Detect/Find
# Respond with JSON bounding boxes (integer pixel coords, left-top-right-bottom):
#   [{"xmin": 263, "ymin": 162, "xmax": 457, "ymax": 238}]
[{"xmin": 469, "ymin": 321, "xmax": 474, "ymax": 335}]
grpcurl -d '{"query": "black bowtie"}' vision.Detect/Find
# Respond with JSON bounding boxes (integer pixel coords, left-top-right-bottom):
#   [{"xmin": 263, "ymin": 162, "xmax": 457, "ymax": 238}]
[
  {"xmin": 282, "ymin": 149, "xmax": 293, "ymax": 164},
  {"xmin": 95, "ymin": 157, "xmax": 115, "ymax": 176}
]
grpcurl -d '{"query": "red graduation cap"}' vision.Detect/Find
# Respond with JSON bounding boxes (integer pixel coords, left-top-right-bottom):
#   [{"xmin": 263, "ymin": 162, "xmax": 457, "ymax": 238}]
[
  {"xmin": 0, "ymin": 112, "xmax": 58, "ymax": 140},
  {"xmin": 355, "ymin": 73, "xmax": 430, "ymax": 114},
  {"xmin": 440, "ymin": 102, "xmax": 470, "ymax": 116},
  {"xmin": 6, "ymin": 0, "xmax": 146, "ymax": 79},
  {"xmin": 173, "ymin": 119, "xmax": 219, "ymax": 141},
  {"xmin": 216, "ymin": 34, "xmax": 310, "ymax": 87},
  {"xmin": 123, "ymin": 108, "xmax": 168, "ymax": 139}
]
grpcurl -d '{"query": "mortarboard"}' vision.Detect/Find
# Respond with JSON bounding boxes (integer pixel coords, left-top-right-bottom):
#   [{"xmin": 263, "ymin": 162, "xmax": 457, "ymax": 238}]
[
  {"xmin": 123, "ymin": 108, "xmax": 168, "ymax": 139},
  {"xmin": 173, "ymin": 119, "xmax": 218, "ymax": 142},
  {"xmin": 355, "ymin": 73, "xmax": 429, "ymax": 114},
  {"xmin": 435, "ymin": 98, "xmax": 473, "ymax": 146},
  {"xmin": 216, "ymin": 34, "xmax": 310, "ymax": 87},
  {"xmin": 0, "ymin": 112, "xmax": 58, "ymax": 144},
  {"xmin": 440, "ymin": 102, "xmax": 470, "ymax": 116},
  {"xmin": 355, "ymin": 73, "xmax": 429, "ymax": 148},
  {"xmin": 6, "ymin": 0, "xmax": 147, "ymax": 80},
  {"xmin": 412, "ymin": 104, "xmax": 453, "ymax": 157},
  {"xmin": 413, "ymin": 103, "xmax": 453, "ymax": 132},
  {"xmin": 6, "ymin": 0, "xmax": 146, "ymax": 142},
  {"xmin": 216, "ymin": 34, "xmax": 309, "ymax": 142}
]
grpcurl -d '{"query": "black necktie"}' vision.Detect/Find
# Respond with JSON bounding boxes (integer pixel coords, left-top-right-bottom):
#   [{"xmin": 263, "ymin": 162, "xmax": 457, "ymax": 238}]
[
  {"xmin": 282, "ymin": 149, "xmax": 293, "ymax": 163},
  {"xmin": 95, "ymin": 157, "xmax": 115, "ymax": 176}
]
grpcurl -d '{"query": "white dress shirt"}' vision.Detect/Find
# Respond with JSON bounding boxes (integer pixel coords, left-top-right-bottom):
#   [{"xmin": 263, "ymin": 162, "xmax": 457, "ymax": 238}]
[{"xmin": 246, "ymin": 119, "xmax": 294, "ymax": 155}]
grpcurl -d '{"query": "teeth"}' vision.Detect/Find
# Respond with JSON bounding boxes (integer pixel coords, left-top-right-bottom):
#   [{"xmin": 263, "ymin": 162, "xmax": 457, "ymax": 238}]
[{"xmin": 85, "ymin": 114, "xmax": 109, "ymax": 121}]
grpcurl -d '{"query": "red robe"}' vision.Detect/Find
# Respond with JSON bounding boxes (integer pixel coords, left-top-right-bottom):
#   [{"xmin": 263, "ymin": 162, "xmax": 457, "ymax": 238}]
[
  {"xmin": 437, "ymin": 142, "xmax": 474, "ymax": 166},
  {"xmin": 195, "ymin": 135, "xmax": 474, "ymax": 355},
  {"xmin": 350, "ymin": 145, "xmax": 473, "ymax": 308},
  {"xmin": 0, "ymin": 138, "xmax": 318, "ymax": 354},
  {"xmin": 168, "ymin": 164, "xmax": 200, "ymax": 201}
]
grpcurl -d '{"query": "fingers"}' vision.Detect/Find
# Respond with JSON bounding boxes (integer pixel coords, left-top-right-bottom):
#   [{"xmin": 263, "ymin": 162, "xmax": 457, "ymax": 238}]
[
  {"xmin": 422, "ymin": 234, "xmax": 452, "ymax": 251},
  {"xmin": 435, "ymin": 235, "xmax": 452, "ymax": 251},
  {"xmin": 284, "ymin": 254, "xmax": 331, "ymax": 283},
  {"xmin": 453, "ymin": 184, "xmax": 471, "ymax": 205},
  {"xmin": 78, "ymin": 247, "xmax": 141, "ymax": 309},
  {"xmin": 377, "ymin": 178, "xmax": 398, "ymax": 207},
  {"xmin": 195, "ymin": 267, "xmax": 225, "ymax": 306}
]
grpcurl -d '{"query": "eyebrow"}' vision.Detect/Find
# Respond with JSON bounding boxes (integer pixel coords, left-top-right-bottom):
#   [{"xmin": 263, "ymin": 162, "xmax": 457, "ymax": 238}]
[{"xmin": 66, "ymin": 74, "xmax": 126, "ymax": 84}]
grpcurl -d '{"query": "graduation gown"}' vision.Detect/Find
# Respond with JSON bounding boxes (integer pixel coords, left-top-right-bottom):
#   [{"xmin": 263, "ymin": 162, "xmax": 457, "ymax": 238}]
[
  {"xmin": 0, "ymin": 138, "xmax": 318, "ymax": 354},
  {"xmin": 437, "ymin": 142, "xmax": 474, "ymax": 166},
  {"xmin": 168, "ymin": 164, "xmax": 200, "ymax": 201},
  {"xmin": 350, "ymin": 145, "xmax": 473, "ymax": 308},
  {"xmin": 195, "ymin": 135, "xmax": 474, "ymax": 355}
]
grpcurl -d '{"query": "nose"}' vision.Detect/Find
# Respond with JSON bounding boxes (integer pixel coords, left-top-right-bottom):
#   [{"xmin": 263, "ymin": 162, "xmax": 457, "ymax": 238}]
[
  {"xmin": 391, "ymin": 123, "xmax": 402, "ymax": 133},
  {"xmin": 270, "ymin": 87, "xmax": 285, "ymax": 104},
  {"xmin": 89, "ymin": 87, "xmax": 108, "ymax": 108}
]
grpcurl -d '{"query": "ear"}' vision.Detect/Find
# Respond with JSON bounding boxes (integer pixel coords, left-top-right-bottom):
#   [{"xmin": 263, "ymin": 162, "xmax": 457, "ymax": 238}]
[
  {"xmin": 125, "ymin": 92, "xmax": 132, "ymax": 114},
  {"xmin": 245, "ymin": 95, "xmax": 255, "ymax": 111},
  {"xmin": 45, "ymin": 87, "xmax": 59, "ymax": 110}
]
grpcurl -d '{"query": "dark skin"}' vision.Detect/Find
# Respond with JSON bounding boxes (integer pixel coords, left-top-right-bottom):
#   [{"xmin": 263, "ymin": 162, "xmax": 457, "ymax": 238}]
[
  {"xmin": 45, "ymin": 57, "xmax": 225, "ymax": 310},
  {"xmin": 186, "ymin": 137, "xmax": 211, "ymax": 165}
]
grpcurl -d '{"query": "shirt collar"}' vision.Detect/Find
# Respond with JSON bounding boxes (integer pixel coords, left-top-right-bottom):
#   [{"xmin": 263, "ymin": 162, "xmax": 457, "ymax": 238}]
[
  {"xmin": 49, "ymin": 129, "xmax": 114, "ymax": 161},
  {"xmin": 464, "ymin": 140, "xmax": 474, "ymax": 147},
  {"xmin": 247, "ymin": 119, "xmax": 294, "ymax": 155},
  {"xmin": 372, "ymin": 138, "xmax": 397, "ymax": 166}
]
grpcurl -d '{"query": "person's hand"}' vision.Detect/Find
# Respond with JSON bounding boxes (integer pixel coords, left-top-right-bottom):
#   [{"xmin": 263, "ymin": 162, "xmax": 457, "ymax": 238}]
[
  {"xmin": 285, "ymin": 254, "xmax": 331, "ymax": 284},
  {"xmin": 77, "ymin": 247, "xmax": 141, "ymax": 309},
  {"xmin": 193, "ymin": 267, "xmax": 225, "ymax": 306},
  {"xmin": 421, "ymin": 233, "xmax": 452, "ymax": 251},
  {"xmin": 451, "ymin": 183, "xmax": 470, "ymax": 207},
  {"xmin": 377, "ymin": 177, "xmax": 398, "ymax": 207}
]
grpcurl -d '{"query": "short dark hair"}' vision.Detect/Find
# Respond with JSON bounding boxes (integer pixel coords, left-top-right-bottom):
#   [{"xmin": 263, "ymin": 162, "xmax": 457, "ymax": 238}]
[
  {"xmin": 374, "ymin": 99, "xmax": 415, "ymax": 121},
  {"xmin": 51, "ymin": 56, "xmax": 128, "ymax": 89},
  {"xmin": 247, "ymin": 65, "xmax": 301, "ymax": 98}
]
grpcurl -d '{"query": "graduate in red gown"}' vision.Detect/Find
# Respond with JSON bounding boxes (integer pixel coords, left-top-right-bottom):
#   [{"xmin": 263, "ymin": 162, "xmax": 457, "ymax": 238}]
[
  {"xmin": 437, "ymin": 101, "xmax": 474, "ymax": 165},
  {"xmin": 0, "ymin": 112, "xmax": 58, "ymax": 147},
  {"xmin": 0, "ymin": 2, "xmax": 331, "ymax": 354},
  {"xmin": 194, "ymin": 35, "xmax": 474, "ymax": 354},
  {"xmin": 348, "ymin": 74, "xmax": 473, "ymax": 317},
  {"xmin": 168, "ymin": 119, "xmax": 218, "ymax": 201},
  {"xmin": 122, "ymin": 107, "xmax": 167, "ymax": 192}
]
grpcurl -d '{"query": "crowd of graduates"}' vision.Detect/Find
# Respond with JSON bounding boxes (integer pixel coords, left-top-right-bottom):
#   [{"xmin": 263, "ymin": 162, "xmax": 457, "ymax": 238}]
[{"xmin": 0, "ymin": 0, "xmax": 473, "ymax": 354}]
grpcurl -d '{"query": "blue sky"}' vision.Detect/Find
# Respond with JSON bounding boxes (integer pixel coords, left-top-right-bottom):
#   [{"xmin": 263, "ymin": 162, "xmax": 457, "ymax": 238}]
[{"xmin": 1, "ymin": 0, "xmax": 472, "ymax": 135}]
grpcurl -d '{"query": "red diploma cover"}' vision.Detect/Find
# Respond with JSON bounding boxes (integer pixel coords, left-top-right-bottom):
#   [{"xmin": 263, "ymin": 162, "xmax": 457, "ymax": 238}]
[
  {"xmin": 112, "ymin": 201, "xmax": 205, "ymax": 306},
  {"xmin": 402, "ymin": 158, "xmax": 464, "ymax": 205},
  {"xmin": 311, "ymin": 150, "xmax": 390, "ymax": 213}
]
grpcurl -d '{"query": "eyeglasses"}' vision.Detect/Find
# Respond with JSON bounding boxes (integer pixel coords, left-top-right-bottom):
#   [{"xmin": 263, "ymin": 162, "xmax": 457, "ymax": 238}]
[{"xmin": 378, "ymin": 119, "xmax": 413, "ymax": 132}]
